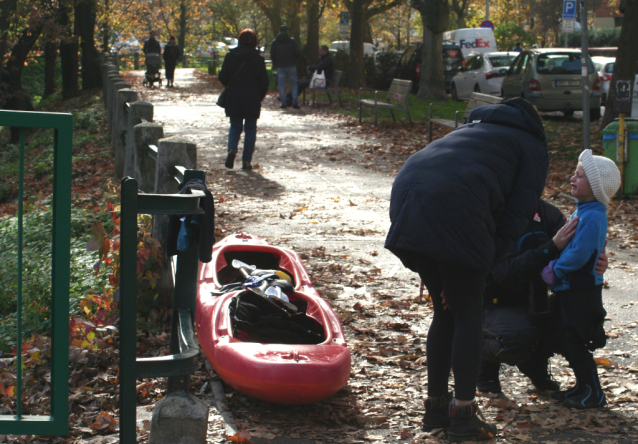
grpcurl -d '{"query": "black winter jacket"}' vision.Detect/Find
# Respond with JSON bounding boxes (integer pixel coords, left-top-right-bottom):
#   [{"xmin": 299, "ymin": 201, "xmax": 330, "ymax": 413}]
[
  {"xmin": 270, "ymin": 33, "xmax": 300, "ymax": 69},
  {"xmin": 309, "ymin": 54, "xmax": 334, "ymax": 83},
  {"xmin": 143, "ymin": 37, "xmax": 160, "ymax": 54},
  {"xmin": 218, "ymin": 45, "xmax": 269, "ymax": 120},
  {"xmin": 385, "ymin": 98, "xmax": 549, "ymax": 272},
  {"xmin": 163, "ymin": 43, "xmax": 180, "ymax": 65},
  {"xmin": 485, "ymin": 200, "xmax": 566, "ymax": 306}
]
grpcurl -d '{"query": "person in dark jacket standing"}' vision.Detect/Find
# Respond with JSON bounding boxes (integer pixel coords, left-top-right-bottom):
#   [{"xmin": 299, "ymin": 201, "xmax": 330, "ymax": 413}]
[
  {"xmin": 270, "ymin": 25, "xmax": 301, "ymax": 109},
  {"xmin": 163, "ymin": 35, "xmax": 180, "ymax": 87},
  {"xmin": 218, "ymin": 29, "xmax": 269, "ymax": 170},
  {"xmin": 143, "ymin": 31, "xmax": 161, "ymax": 54},
  {"xmin": 385, "ymin": 98, "xmax": 548, "ymax": 442}
]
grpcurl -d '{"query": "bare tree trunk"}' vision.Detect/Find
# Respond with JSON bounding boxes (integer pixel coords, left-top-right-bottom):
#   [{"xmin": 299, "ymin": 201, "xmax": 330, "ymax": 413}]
[
  {"xmin": 602, "ymin": 0, "xmax": 638, "ymax": 126},
  {"xmin": 0, "ymin": 0, "xmax": 18, "ymax": 68},
  {"xmin": 75, "ymin": 0, "xmax": 102, "ymax": 90},
  {"xmin": 178, "ymin": 0, "xmax": 187, "ymax": 60},
  {"xmin": 44, "ymin": 40, "xmax": 58, "ymax": 98},
  {"xmin": 418, "ymin": 26, "xmax": 446, "ymax": 99},
  {"xmin": 348, "ymin": 0, "xmax": 366, "ymax": 89},
  {"xmin": 306, "ymin": 0, "xmax": 320, "ymax": 64}
]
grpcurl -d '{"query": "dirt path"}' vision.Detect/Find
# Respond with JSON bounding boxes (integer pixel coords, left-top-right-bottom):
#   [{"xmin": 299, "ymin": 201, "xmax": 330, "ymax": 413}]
[{"xmin": 124, "ymin": 68, "xmax": 638, "ymax": 444}]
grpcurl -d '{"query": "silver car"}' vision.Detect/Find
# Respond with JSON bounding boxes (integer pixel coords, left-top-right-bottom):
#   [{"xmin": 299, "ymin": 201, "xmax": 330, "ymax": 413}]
[
  {"xmin": 592, "ymin": 56, "xmax": 615, "ymax": 105},
  {"xmin": 450, "ymin": 52, "xmax": 517, "ymax": 101},
  {"xmin": 501, "ymin": 48, "xmax": 602, "ymax": 120}
]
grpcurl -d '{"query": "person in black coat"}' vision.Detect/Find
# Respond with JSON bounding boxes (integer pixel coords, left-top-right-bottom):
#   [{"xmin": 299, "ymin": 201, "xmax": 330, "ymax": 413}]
[
  {"xmin": 143, "ymin": 31, "xmax": 161, "ymax": 54},
  {"xmin": 479, "ymin": 199, "xmax": 607, "ymax": 394},
  {"xmin": 270, "ymin": 25, "xmax": 301, "ymax": 109},
  {"xmin": 163, "ymin": 35, "xmax": 180, "ymax": 87},
  {"xmin": 218, "ymin": 29, "xmax": 269, "ymax": 170},
  {"xmin": 385, "ymin": 97, "xmax": 548, "ymax": 441},
  {"xmin": 296, "ymin": 45, "xmax": 334, "ymax": 98}
]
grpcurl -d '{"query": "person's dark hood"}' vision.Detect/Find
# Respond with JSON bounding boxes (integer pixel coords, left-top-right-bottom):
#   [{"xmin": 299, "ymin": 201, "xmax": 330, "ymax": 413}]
[
  {"xmin": 275, "ymin": 33, "xmax": 292, "ymax": 44},
  {"xmin": 229, "ymin": 44, "xmax": 261, "ymax": 61},
  {"xmin": 466, "ymin": 97, "xmax": 546, "ymax": 144}
]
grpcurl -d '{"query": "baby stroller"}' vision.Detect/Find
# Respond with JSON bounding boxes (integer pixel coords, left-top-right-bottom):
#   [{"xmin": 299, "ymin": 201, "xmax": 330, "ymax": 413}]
[{"xmin": 143, "ymin": 53, "xmax": 162, "ymax": 87}]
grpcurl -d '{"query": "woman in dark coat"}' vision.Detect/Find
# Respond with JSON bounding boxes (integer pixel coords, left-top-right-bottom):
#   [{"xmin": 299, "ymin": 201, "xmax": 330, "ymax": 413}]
[
  {"xmin": 218, "ymin": 29, "xmax": 269, "ymax": 170},
  {"xmin": 163, "ymin": 35, "xmax": 180, "ymax": 87},
  {"xmin": 385, "ymin": 98, "xmax": 548, "ymax": 442}
]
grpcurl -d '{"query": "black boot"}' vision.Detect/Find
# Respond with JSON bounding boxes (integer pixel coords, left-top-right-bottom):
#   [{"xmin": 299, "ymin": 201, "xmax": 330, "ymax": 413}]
[
  {"xmin": 448, "ymin": 401, "xmax": 497, "ymax": 442},
  {"xmin": 422, "ymin": 392, "xmax": 452, "ymax": 431},
  {"xmin": 241, "ymin": 160, "xmax": 252, "ymax": 170},
  {"xmin": 477, "ymin": 360, "xmax": 502, "ymax": 394},
  {"xmin": 552, "ymin": 368, "xmax": 585, "ymax": 401},
  {"xmin": 225, "ymin": 151, "xmax": 236, "ymax": 169},
  {"xmin": 562, "ymin": 370, "xmax": 606, "ymax": 409},
  {"xmin": 517, "ymin": 358, "xmax": 560, "ymax": 392}
]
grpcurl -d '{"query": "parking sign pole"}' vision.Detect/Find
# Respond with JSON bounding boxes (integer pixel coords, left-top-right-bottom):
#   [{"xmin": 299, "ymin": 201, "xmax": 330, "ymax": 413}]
[{"xmin": 580, "ymin": 0, "xmax": 590, "ymax": 149}]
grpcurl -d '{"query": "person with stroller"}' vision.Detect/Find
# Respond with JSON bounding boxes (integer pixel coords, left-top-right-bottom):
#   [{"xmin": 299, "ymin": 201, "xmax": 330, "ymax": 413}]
[
  {"xmin": 143, "ymin": 31, "xmax": 161, "ymax": 54},
  {"xmin": 163, "ymin": 35, "xmax": 180, "ymax": 87},
  {"xmin": 385, "ymin": 98, "xmax": 548, "ymax": 442},
  {"xmin": 218, "ymin": 29, "xmax": 269, "ymax": 170}
]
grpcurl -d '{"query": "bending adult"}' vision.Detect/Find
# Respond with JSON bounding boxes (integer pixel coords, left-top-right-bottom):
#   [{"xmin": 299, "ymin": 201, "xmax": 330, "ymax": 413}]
[
  {"xmin": 479, "ymin": 199, "xmax": 608, "ymax": 394},
  {"xmin": 385, "ymin": 98, "xmax": 548, "ymax": 442},
  {"xmin": 163, "ymin": 35, "xmax": 180, "ymax": 88},
  {"xmin": 218, "ymin": 29, "xmax": 269, "ymax": 170}
]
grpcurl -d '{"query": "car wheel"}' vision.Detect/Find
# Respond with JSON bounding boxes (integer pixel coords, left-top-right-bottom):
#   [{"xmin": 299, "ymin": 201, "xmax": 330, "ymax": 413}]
[
  {"xmin": 474, "ymin": 84, "xmax": 481, "ymax": 93},
  {"xmin": 451, "ymin": 84, "xmax": 459, "ymax": 101},
  {"xmin": 563, "ymin": 110, "xmax": 574, "ymax": 117},
  {"xmin": 590, "ymin": 108, "xmax": 601, "ymax": 121}
]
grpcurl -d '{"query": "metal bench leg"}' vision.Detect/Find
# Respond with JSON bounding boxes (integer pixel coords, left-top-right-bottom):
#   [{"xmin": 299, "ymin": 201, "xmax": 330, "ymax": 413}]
[
  {"xmin": 359, "ymin": 103, "xmax": 363, "ymax": 123},
  {"xmin": 390, "ymin": 109, "xmax": 396, "ymax": 122},
  {"xmin": 326, "ymin": 92, "xmax": 332, "ymax": 104},
  {"xmin": 374, "ymin": 106, "xmax": 378, "ymax": 126},
  {"xmin": 337, "ymin": 91, "xmax": 343, "ymax": 107},
  {"xmin": 429, "ymin": 121, "xmax": 433, "ymax": 143},
  {"xmin": 407, "ymin": 109, "xmax": 414, "ymax": 128}
]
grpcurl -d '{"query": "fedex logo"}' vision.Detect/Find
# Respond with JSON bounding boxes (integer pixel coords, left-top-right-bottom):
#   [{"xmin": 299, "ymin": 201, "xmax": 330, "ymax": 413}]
[{"xmin": 459, "ymin": 38, "xmax": 490, "ymax": 49}]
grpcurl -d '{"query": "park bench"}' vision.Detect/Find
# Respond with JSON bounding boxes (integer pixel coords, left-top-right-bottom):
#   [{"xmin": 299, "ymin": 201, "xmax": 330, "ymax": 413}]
[
  {"xmin": 302, "ymin": 70, "xmax": 343, "ymax": 107},
  {"xmin": 428, "ymin": 92, "xmax": 503, "ymax": 142},
  {"xmin": 359, "ymin": 78, "xmax": 413, "ymax": 127}
]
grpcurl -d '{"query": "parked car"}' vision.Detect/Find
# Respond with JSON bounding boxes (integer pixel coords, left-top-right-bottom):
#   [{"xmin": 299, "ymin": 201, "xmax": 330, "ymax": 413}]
[
  {"xmin": 398, "ymin": 43, "xmax": 464, "ymax": 94},
  {"xmin": 450, "ymin": 51, "xmax": 517, "ymax": 100},
  {"xmin": 501, "ymin": 48, "xmax": 602, "ymax": 120},
  {"xmin": 592, "ymin": 56, "xmax": 615, "ymax": 105}
]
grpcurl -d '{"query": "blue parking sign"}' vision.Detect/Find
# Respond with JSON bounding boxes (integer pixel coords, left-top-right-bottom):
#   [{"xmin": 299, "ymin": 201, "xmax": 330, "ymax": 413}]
[{"xmin": 563, "ymin": 0, "xmax": 577, "ymax": 20}]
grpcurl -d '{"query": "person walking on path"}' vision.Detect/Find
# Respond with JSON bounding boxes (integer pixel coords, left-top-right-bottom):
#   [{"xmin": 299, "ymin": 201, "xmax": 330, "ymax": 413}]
[
  {"xmin": 163, "ymin": 35, "xmax": 180, "ymax": 87},
  {"xmin": 270, "ymin": 25, "xmax": 301, "ymax": 109},
  {"xmin": 541, "ymin": 150, "xmax": 621, "ymax": 409},
  {"xmin": 143, "ymin": 31, "xmax": 161, "ymax": 54},
  {"xmin": 218, "ymin": 29, "xmax": 269, "ymax": 170},
  {"xmin": 385, "ymin": 97, "xmax": 549, "ymax": 442}
]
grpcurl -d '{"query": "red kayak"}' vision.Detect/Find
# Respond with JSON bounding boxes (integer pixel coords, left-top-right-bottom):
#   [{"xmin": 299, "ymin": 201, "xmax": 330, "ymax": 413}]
[{"xmin": 196, "ymin": 233, "xmax": 351, "ymax": 405}]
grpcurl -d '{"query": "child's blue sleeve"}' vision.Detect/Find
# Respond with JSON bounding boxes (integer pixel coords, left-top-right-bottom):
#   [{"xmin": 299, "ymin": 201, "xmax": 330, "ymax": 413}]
[{"xmin": 552, "ymin": 214, "xmax": 604, "ymax": 278}]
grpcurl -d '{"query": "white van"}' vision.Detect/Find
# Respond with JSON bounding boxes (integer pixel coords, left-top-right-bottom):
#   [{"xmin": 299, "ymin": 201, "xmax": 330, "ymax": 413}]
[
  {"xmin": 442, "ymin": 28, "xmax": 497, "ymax": 55},
  {"xmin": 331, "ymin": 41, "xmax": 377, "ymax": 56}
]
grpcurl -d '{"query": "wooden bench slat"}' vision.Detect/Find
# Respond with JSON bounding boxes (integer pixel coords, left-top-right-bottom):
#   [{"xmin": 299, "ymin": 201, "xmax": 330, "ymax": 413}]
[{"xmin": 359, "ymin": 78, "xmax": 413, "ymax": 127}]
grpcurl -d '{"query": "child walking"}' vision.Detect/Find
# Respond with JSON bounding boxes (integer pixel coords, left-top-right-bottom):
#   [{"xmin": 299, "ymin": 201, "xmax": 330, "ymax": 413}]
[{"xmin": 542, "ymin": 149, "xmax": 621, "ymax": 409}]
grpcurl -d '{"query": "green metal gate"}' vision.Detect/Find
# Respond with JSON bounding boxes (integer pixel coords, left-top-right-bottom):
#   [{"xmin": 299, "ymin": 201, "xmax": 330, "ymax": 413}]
[{"xmin": 0, "ymin": 111, "xmax": 72, "ymax": 435}]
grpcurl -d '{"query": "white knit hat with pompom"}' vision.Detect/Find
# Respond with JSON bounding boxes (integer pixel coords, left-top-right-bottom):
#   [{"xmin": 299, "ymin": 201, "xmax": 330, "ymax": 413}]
[{"xmin": 579, "ymin": 149, "xmax": 621, "ymax": 206}]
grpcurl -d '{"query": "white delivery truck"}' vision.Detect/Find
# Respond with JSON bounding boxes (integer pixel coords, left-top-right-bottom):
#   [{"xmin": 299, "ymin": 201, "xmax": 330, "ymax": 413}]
[
  {"xmin": 442, "ymin": 28, "xmax": 497, "ymax": 55},
  {"xmin": 331, "ymin": 41, "xmax": 377, "ymax": 56}
]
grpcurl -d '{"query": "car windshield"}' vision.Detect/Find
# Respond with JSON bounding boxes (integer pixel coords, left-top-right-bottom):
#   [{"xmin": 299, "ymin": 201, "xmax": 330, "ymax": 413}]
[
  {"xmin": 488, "ymin": 55, "xmax": 515, "ymax": 67},
  {"xmin": 537, "ymin": 53, "xmax": 594, "ymax": 74}
]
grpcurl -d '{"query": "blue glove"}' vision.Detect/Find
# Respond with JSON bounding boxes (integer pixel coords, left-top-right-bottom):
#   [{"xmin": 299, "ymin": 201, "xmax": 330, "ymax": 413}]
[{"xmin": 541, "ymin": 260, "xmax": 556, "ymax": 285}]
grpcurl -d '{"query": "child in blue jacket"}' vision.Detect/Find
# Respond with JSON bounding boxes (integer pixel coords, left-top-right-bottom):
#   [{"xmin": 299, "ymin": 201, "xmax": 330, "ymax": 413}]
[{"xmin": 541, "ymin": 149, "xmax": 621, "ymax": 409}]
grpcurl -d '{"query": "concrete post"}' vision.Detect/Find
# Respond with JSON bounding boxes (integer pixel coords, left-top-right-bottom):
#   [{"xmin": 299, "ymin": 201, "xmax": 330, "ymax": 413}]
[
  {"xmin": 106, "ymin": 74, "xmax": 122, "ymax": 134},
  {"xmin": 134, "ymin": 52, "xmax": 140, "ymax": 70},
  {"xmin": 110, "ymin": 81, "xmax": 130, "ymax": 151},
  {"xmin": 183, "ymin": 55, "xmax": 188, "ymax": 68},
  {"xmin": 124, "ymin": 101, "xmax": 154, "ymax": 178},
  {"xmin": 153, "ymin": 136, "xmax": 197, "ymax": 307},
  {"xmin": 148, "ymin": 391, "xmax": 208, "ymax": 444},
  {"xmin": 102, "ymin": 63, "xmax": 116, "ymax": 104},
  {"xmin": 133, "ymin": 122, "xmax": 163, "ymax": 193},
  {"xmin": 113, "ymin": 89, "xmax": 138, "ymax": 179}
]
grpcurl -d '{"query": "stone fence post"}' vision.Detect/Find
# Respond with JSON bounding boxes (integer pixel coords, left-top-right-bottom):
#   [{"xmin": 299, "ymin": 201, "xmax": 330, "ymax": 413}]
[
  {"xmin": 110, "ymin": 81, "xmax": 130, "ymax": 151},
  {"xmin": 133, "ymin": 122, "xmax": 164, "ymax": 193},
  {"xmin": 114, "ymin": 89, "xmax": 138, "ymax": 179},
  {"xmin": 125, "ymin": 101, "xmax": 154, "ymax": 178},
  {"xmin": 106, "ymin": 74, "xmax": 122, "ymax": 134}
]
